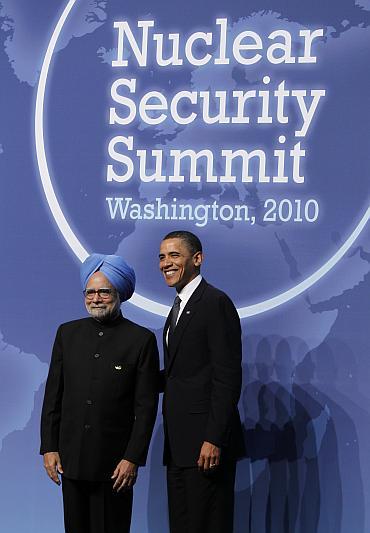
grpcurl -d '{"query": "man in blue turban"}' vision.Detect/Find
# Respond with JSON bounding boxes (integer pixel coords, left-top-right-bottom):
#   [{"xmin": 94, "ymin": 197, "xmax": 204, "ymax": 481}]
[
  {"xmin": 80, "ymin": 253, "xmax": 136, "ymax": 304},
  {"xmin": 40, "ymin": 254, "xmax": 159, "ymax": 533}
]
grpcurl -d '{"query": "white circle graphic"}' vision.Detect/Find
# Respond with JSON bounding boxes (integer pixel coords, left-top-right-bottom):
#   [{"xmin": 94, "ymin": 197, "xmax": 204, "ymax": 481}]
[{"xmin": 35, "ymin": 0, "xmax": 370, "ymax": 318}]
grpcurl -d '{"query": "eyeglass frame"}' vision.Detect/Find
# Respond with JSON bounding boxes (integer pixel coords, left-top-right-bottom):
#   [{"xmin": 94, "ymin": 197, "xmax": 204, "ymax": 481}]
[{"xmin": 83, "ymin": 288, "xmax": 117, "ymax": 300}]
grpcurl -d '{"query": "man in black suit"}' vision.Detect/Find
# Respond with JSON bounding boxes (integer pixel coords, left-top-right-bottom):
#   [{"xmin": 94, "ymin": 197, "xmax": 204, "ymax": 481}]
[
  {"xmin": 159, "ymin": 231, "xmax": 244, "ymax": 533},
  {"xmin": 40, "ymin": 254, "xmax": 159, "ymax": 533}
]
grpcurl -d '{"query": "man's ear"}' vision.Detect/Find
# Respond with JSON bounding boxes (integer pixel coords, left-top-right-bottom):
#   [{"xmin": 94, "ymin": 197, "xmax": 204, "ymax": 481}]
[{"xmin": 193, "ymin": 251, "xmax": 203, "ymax": 267}]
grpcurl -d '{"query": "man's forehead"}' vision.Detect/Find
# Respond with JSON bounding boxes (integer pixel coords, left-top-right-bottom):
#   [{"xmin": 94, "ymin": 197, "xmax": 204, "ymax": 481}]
[
  {"xmin": 86, "ymin": 271, "xmax": 114, "ymax": 288},
  {"xmin": 160, "ymin": 237, "xmax": 189, "ymax": 253}
]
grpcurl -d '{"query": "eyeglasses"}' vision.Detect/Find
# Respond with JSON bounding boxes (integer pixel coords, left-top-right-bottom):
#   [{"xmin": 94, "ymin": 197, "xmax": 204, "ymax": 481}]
[{"xmin": 83, "ymin": 288, "xmax": 115, "ymax": 300}]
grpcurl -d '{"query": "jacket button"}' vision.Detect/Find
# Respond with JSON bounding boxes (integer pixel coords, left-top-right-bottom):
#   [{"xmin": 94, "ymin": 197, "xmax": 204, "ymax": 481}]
[
  {"xmin": 94, "ymin": 353, "xmax": 100, "ymax": 359},
  {"xmin": 98, "ymin": 331, "xmax": 104, "ymax": 336}
]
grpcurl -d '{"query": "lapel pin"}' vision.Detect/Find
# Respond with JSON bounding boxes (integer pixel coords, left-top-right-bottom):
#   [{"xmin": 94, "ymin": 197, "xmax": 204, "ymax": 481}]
[
  {"xmin": 186, "ymin": 310, "xmax": 191, "ymax": 314},
  {"xmin": 114, "ymin": 365, "xmax": 122, "ymax": 370}
]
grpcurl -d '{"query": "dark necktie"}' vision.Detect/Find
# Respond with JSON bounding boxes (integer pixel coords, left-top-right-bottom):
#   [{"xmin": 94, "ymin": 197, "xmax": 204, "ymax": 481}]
[{"xmin": 169, "ymin": 295, "xmax": 181, "ymax": 337}]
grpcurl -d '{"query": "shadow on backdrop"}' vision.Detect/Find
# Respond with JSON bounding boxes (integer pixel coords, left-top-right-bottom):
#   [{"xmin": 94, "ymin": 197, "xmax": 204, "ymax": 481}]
[{"xmin": 234, "ymin": 333, "xmax": 361, "ymax": 533}]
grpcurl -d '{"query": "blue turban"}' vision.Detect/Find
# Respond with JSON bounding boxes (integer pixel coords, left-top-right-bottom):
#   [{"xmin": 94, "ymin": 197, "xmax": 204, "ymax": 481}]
[{"xmin": 80, "ymin": 254, "xmax": 136, "ymax": 302}]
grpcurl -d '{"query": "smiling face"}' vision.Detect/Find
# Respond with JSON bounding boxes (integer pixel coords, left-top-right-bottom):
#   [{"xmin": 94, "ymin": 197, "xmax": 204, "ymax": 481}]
[
  {"xmin": 159, "ymin": 237, "xmax": 203, "ymax": 292},
  {"xmin": 84, "ymin": 271, "xmax": 120, "ymax": 322}
]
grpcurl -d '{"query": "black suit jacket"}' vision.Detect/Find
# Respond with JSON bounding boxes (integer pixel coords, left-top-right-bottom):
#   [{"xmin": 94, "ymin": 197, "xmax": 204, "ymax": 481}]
[
  {"xmin": 40, "ymin": 313, "xmax": 159, "ymax": 481},
  {"xmin": 162, "ymin": 279, "xmax": 244, "ymax": 467}
]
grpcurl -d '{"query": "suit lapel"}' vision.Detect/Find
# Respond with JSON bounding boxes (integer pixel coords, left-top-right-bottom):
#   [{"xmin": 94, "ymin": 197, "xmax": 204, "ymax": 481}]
[{"xmin": 166, "ymin": 279, "xmax": 208, "ymax": 374}]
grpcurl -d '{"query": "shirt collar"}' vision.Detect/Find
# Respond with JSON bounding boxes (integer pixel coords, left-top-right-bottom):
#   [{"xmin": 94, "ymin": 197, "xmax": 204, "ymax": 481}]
[
  {"xmin": 177, "ymin": 274, "xmax": 202, "ymax": 306},
  {"xmin": 88, "ymin": 311, "xmax": 124, "ymax": 329}
]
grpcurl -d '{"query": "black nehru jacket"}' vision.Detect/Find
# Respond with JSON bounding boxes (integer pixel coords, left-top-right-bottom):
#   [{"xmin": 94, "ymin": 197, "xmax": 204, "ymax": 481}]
[{"xmin": 40, "ymin": 314, "xmax": 159, "ymax": 481}]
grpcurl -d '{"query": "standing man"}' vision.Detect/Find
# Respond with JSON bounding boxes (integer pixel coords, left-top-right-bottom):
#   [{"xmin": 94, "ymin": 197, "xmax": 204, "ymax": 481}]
[
  {"xmin": 159, "ymin": 231, "xmax": 244, "ymax": 533},
  {"xmin": 40, "ymin": 254, "xmax": 159, "ymax": 533}
]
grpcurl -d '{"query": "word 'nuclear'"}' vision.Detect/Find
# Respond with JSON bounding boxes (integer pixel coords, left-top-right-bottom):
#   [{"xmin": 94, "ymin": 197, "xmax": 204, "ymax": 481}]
[{"xmin": 112, "ymin": 18, "xmax": 323, "ymax": 68}]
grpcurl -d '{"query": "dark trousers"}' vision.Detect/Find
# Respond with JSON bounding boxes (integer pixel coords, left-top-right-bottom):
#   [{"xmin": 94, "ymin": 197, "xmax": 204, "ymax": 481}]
[
  {"xmin": 62, "ymin": 476, "xmax": 133, "ymax": 533},
  {"xmin": 167, "ymin": 461, "xmax": 236, "ymax": 533}
]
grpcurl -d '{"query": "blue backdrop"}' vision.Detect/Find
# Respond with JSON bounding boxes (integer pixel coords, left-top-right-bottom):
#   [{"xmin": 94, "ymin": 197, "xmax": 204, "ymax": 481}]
[{"xmin": 1, "ymin": 0, "xmax": 370, "ymax": 531}]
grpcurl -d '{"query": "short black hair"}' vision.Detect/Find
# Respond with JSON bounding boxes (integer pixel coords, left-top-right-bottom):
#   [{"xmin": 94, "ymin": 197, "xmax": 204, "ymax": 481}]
[{"xmin": 162, "ymin": 230, "xmax": 202, "ymax": 255}]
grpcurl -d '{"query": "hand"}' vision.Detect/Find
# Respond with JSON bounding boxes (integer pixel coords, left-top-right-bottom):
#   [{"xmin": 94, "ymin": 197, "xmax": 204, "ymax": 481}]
[
  {"xmin": 111, "ymin": 459, "xmax": 138, "ymax": 491},
  {"xmin": 197, "ymin": 441, "xmax": 221, "ymax": 472},
  {"xmin": 43, "ymin": 452, "xmax": 63, "ymax": 485}
]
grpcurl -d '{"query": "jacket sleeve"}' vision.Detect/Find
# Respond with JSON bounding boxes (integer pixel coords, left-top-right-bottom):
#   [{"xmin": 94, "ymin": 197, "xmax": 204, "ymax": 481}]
[
  {"xmin": 123, "ymin": 332, "xmax": 160, "ymax": 465},
  {"xmin": 204, "ymin": 293, "xmax": 242, "ymax": 447},
  {"xmin": 40, "ymin": 326, "xmax": 64, "ymax": 454}
]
